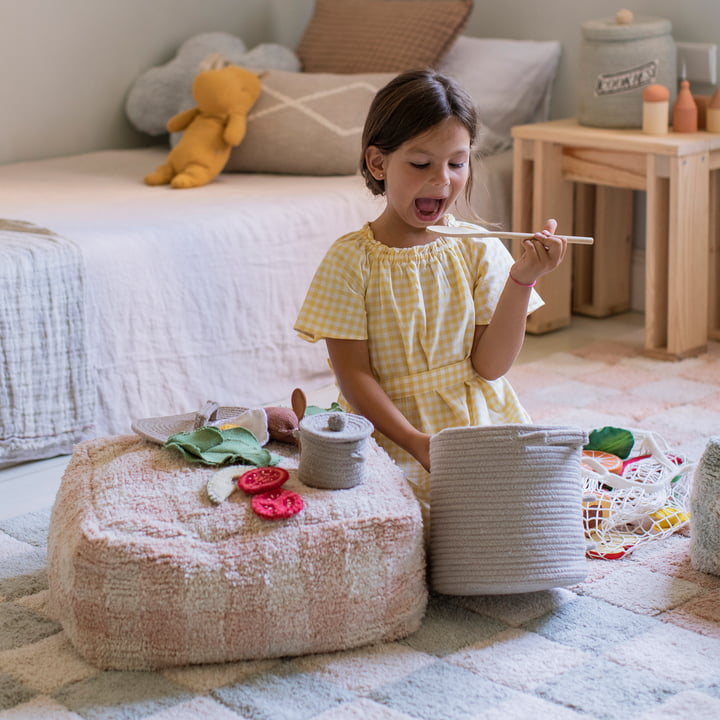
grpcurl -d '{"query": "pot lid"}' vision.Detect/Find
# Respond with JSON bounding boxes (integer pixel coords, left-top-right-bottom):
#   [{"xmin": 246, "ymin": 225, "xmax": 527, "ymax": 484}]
[
  {"xmin": 582, "ymin": 10, "xmax": 672, "ymax": 42},
  {"xmin": 299, "ymin": 412, "xmax": 373, "ymax": 442}
]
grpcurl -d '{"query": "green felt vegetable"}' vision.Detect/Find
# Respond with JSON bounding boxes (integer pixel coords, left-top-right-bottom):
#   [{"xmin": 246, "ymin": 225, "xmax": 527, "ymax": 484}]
[
  {"xmin": 305, "ymin": 402, "xmax": 344, "ymax": 416},
  {"xmin": 164, "ymin": 426, "xmax": 279, "ymax": 467},
  {"xmin": 584, "ymin": 426, "xmax": 635, "ymax": 459}
]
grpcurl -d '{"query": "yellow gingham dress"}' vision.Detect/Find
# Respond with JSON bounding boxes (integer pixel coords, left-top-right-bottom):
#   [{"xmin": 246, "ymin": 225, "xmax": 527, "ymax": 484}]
[{"xmin": 294, "ymin": 217, "xmax": 544, "ymax": 523}]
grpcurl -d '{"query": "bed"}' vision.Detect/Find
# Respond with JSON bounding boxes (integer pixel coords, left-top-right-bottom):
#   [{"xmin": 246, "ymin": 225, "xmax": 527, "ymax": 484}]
[{"xmin": 0, "ymin": 24, "xmax": 561, "ymax": 467}]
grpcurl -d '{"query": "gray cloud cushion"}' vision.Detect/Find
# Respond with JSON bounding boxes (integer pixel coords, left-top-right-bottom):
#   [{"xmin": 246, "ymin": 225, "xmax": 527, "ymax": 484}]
[{"xmin": 125, "ymin": 32, "xmax": 300, "ymax": 137}]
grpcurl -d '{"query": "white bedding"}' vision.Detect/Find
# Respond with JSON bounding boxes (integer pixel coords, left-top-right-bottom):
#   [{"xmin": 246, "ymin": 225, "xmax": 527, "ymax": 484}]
[
  {"xmin": 0, "ymin": 146, "xmax": 512, "ymax": 461},
  {"xmin": 0, "ymin": 222, "xmax": 95, "ymax": 467}
]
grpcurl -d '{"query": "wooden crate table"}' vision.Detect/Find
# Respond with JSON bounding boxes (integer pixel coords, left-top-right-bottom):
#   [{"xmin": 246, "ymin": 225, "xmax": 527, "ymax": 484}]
[{"xmin": 512, "ymin": 118, "xmax": 720, "ymax": 359}]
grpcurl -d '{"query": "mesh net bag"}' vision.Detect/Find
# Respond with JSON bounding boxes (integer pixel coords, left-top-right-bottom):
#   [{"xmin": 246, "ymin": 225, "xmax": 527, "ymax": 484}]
[{"xmin": 581, "ymin": 428, "xmax": 695, "ymax": 559}]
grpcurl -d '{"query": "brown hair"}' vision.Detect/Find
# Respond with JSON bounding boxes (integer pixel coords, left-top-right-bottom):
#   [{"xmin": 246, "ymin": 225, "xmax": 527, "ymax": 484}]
[{"xmin": 360, "ymin": 69, "xmax": 478, "ymax": 204}]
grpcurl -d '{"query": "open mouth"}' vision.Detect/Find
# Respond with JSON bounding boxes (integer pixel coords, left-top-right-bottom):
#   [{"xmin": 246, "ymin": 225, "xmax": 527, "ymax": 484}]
[{"xmin": 415, "ymin": 197, "xmax": 444, "ymax": 221}]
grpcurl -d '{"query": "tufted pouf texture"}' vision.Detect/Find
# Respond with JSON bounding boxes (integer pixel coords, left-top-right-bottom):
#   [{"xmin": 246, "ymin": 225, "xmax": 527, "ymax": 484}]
[{"xmin": 47, "ymin": 435, "xmax": 426, "ymax": 670}]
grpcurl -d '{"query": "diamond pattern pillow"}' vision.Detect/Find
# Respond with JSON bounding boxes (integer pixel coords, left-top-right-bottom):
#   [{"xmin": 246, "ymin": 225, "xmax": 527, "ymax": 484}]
[
  {"xmin": 224, "ymin": 70, "xmax": 397, "ymax": 175},
  {"xmin": 296, "ymin": 0, "xmax": 473, "ymax": 73}
]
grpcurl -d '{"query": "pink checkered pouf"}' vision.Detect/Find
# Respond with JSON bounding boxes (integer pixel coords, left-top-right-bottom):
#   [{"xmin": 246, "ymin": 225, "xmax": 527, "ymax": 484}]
[{"xmin": 47, "ymin": 435, "xmax": 426, "ymax": 670}]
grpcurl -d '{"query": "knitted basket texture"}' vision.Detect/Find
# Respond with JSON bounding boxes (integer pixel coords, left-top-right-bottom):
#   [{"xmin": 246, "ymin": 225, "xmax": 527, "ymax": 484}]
[
  {"xmin": 689, "ymin": 437, "xmax": 720, "ymax": 576},
  {"xmin": 297, "ymin": 412, "xmax": 374, "ymax": 490},
  {"xmin": 429, "ymin": 424, "xmax": 589, "ymax": 595}
]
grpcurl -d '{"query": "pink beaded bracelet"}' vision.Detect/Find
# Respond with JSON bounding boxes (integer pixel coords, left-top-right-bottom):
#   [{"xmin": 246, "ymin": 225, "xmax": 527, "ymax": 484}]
[{"xmin": 508, "ymin": 271, "xmax": 536, "ymax": 288}]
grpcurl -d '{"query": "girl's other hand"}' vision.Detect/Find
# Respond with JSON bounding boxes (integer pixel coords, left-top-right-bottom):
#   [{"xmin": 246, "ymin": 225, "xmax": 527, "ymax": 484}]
[
  {"xmin": 408, "ymin": 431, "xmax": 431, "ymax": 472},
  {"xmin": 510, "ymin": 218, "xmax": 567, "ymax": 286}
]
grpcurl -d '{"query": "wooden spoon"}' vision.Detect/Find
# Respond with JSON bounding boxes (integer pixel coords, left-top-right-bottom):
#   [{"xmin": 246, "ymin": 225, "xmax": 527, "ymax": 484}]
[
  {"xmin": 291, "ymin": 387, "xmax": 307, "ymax": 422},
  {"xmin": 426, "ymin": 225, "xmax": 594, "ymax": 245}
]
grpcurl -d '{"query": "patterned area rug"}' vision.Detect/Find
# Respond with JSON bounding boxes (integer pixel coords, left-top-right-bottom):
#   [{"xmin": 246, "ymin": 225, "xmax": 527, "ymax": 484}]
[
  {"xmin": 508, "ymin": 321, "xmax": 720, "ymax": 464},
  {"xmin": 1, "ymin": 321, "xmax": 719, "ymax": 719}
]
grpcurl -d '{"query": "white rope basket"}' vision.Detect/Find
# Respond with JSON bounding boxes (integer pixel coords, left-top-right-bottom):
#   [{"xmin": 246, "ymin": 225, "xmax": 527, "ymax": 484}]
[
  {"xmin": 581, "ymin": 428, "xmax": 695, "ymax": 559},
  {"xmin": 429, "ymin": 424, "xmax": 589, "ymax": 595}
]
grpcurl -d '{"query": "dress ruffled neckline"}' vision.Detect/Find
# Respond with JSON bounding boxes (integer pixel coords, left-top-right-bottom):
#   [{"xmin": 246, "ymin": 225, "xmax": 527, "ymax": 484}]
[{"xmin": 359, "ymin": 221, "xmax": 455, "ymax": 259}]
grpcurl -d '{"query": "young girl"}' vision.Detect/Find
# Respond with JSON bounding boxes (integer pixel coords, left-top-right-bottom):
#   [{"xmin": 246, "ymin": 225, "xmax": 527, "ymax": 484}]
[{"xmin": 294, "ymin": 69, "xmax": 567, "ymax": 524}]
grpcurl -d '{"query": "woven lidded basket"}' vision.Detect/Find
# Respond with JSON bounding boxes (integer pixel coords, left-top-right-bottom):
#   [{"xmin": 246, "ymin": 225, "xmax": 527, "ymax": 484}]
[
  {"xmin": 429, "ymin": 424, "xmax": 588, "ymax": 595},
  {"xmin": 297, "ymin": 412, "xmax": 374, "ymax": 489},
  {"xmin": 577, "ymin": 11, "xmax": 676, "ymax": 128}
]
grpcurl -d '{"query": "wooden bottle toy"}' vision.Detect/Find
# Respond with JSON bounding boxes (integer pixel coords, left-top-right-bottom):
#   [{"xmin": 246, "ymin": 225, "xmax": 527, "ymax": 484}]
[
  {"xmin": 707, "ymin": 88, "xmax": 720, "ymax": 133},
  {"xmin": 672, "ymin": 80, "xmax": 698, "ymax": 133},
  {"xmin": 642, "ymin": 84, "xmax": 670, "ymax": 134}
]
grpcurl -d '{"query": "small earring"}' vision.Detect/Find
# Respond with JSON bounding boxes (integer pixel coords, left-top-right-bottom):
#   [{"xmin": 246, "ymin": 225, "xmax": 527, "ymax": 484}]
[{"xmin": 377, "ymin": 172, "xmax": 384, "ymax": 179}]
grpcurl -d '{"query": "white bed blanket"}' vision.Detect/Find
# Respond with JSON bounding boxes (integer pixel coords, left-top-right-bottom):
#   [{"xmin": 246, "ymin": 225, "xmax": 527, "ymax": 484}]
[
  {"xmin": 0, "ymin": 221, "xmax": 95, "ymax": 467},
  {"xmin": 0, "ymin": 147, "xmax": 511, "ymax": 459}
]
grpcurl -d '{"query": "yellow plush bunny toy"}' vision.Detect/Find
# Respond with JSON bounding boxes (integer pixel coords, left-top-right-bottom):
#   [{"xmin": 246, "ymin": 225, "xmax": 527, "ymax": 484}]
[{"xmin": 145, "ymin": 54, "xmax": 262, "ymax": 189}]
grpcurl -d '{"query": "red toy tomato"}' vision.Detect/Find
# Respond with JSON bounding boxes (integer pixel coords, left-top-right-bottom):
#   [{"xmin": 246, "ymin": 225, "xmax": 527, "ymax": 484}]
[
  {"xmin": 251, "ymin": 489, "xmax": 304, "ymax": 519},
  {"xmin": 236, "ymin": 466, "xmax": 289, "ymax": 494}
]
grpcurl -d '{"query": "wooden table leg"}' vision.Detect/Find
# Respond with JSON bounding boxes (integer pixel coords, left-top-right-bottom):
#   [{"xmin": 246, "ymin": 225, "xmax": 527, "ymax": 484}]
[
  {"xmin": 645, "ymin": 155, "xmax": 669, "ymax": 353},
  {"xmin": 710, "ymin": 168, "xmax": 720, "ymax": 341},
  {"xmin": 512, "ymin": 139, "xmax": 574, "ymax": 334},
  {"xmin": 572, "ymin": 185, "xmax": 633, "ymax": 317},
  {"xmin": 646, "ymin": 153, "xmax": 709, "ymax": 358}
]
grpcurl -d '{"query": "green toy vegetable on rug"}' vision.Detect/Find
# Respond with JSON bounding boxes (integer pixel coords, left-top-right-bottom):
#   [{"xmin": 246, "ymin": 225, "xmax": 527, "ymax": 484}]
[{"xmin": 583, "ymin": 426, "xmax": 635, "ymax": 459}]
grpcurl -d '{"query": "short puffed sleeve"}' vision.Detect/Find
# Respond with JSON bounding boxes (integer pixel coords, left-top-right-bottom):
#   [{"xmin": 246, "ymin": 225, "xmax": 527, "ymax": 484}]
[
  {"xmin": 464, "ymin": 237, "xmax": 544, "ymax": 325},
  {"xmin": 294, "ymin": 234, "xmax": 369, "ymax": 343}
]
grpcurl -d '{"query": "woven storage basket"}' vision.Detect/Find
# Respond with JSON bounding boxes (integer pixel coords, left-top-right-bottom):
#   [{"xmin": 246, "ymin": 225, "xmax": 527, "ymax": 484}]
[
  {"xmin": 689, "ymin": 437, "xmax": 720, "ymax": 576},
  {"xmin": 429, "ymin": 424, "xmax": 588, "ymax": 595},
  {"xmin": 577, "ymin": 13, "xmax": 676, "ymax": 128}
]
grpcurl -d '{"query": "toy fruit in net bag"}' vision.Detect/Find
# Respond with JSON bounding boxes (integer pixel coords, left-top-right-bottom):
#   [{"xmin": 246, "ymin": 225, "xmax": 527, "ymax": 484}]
[
  {"xmin": 582, "ymin": 450, "xmax": 623, "ymax": 475},
  {"xmin": 582, "ymin": 491, "xmax": 613, "ymax": 530},
  {"xmin": 581, "ymin": 427, "xmax": 695, "ymax": 559}
]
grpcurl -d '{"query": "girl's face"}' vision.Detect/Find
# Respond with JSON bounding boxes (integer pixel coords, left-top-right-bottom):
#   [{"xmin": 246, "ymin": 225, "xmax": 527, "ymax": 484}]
[{"xmin": 366, "ymin": 117, "xmax": 471, "ymax": 241}]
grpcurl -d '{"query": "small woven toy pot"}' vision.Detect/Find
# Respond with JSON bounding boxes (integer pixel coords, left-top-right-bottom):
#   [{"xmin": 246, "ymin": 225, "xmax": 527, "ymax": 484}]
[
  {"xmin": 429, "ymin": 424, "xmax": 588, "ymax": 595},
  {"xmin": 296, "ymin": 412, "xmax": 374, "ymax": 490}
]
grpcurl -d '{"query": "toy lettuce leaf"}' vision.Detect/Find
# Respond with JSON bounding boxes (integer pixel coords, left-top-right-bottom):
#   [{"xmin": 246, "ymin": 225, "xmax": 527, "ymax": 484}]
[
  {"xmin": 305, "ymin": 402, "xmax": 343, "ymax": 416},
  {"xmin": 584, "ymin": 426, "xmax": 634, "ymax": 459},
  {"xmin": 164, "ymin": 426, "xmax": 279, "ymax": 467}
]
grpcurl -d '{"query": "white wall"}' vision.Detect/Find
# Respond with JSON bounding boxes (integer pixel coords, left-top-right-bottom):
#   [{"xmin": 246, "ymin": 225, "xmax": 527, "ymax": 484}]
[
  {"xmin": 2, "ymin": 0, "xmax": 719, "ymax": 165},
  {"xmin": 0, "ymin": 0, "xmax": 269, "ymax": 164},
  {"xmin": 463, "ymin": 0, "xmax": 720, "ymax": 119}
]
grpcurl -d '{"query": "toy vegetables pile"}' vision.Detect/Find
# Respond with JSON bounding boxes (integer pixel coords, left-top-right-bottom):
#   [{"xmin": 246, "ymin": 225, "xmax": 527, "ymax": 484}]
[{"xmin": 580, "ymin": 426, "xmax": 693, "ymax": 559}]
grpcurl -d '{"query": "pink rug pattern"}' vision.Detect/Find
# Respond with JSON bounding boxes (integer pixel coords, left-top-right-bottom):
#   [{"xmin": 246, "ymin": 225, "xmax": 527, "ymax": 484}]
[{"xmin": 508, "ymin": 333, "xmax": 720, "ymax": 462}]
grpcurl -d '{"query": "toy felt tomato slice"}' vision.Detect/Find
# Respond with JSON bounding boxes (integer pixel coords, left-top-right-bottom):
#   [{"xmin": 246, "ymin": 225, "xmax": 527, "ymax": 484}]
[
  {"xmin": 251, "ymin": 489, "xmax": 304, "ymax": 519},
  {"xmin": 236, "ymin": 466, "xmax": 289, "ymax": 494},
  {"xmin": 586, "ymin": 546, "xmax": 632, "ymax": 560},
  {"xmin": 581, "ymin": 450, "xmax": 623, "ymax": 474}
]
